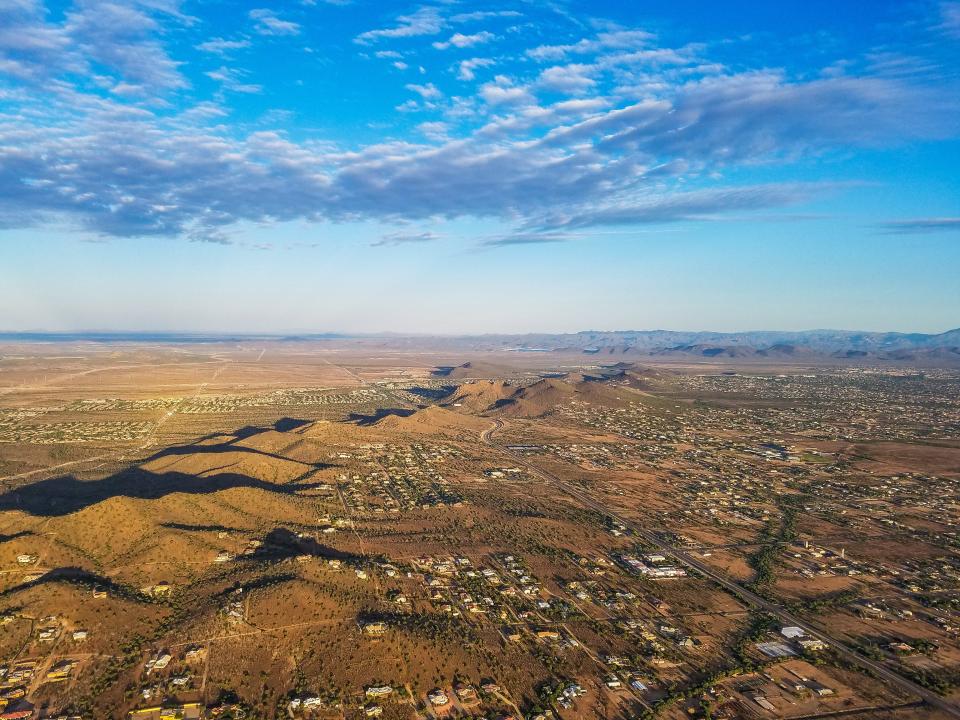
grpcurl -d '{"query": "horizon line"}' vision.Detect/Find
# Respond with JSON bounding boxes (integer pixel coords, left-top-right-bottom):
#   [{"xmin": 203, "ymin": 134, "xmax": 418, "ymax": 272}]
[{"xmin": 0, "ymin": 327, "xmax": 958, "ymax": 339}]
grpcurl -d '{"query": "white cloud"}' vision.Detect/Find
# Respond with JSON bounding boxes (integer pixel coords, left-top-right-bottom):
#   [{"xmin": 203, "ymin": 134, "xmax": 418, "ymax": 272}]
[
  {"xmin": 528, "ymin": 29, "xmax": 655, "ymax": 61},
  {"xmin": 480, "ymin": 78, "xmax": 533, "ymax": 105},
  {"xmin": 2, "ymin": 0, "xmax": 193, "ymax": 91},
  {"xmin": 457, "ymin": 57, "xmax": 494, "ymax": 81},
  {"xmin": 249, "ymin": 8, "xmax": 300, "ymax": 36},
  {"xmin": 433, "ymin": 31, "xmax": 495, "ymax": 50},
  {"xmin": 355, "ymin": 6, "xmax": 443, "ymax": 44},
  {"xmin": 537, "ymin": 64, "xmax": 596, "ymax": 93},
  {"xmin": 405, "ymin": 82, "xmax": 441, "ymax": 99},
  {"xmin": 417, "ymin": 120, "xmax": 449, "ymax": 140},
  {"xmin": 196, "ymin": 37, "xmax": 251, "ymax": 54},
  {"xmin": 356, "ymin": 6, "xmax": 517, "ymax": 45},
  {"xmin": 205, "ymin": 65, "xmax": 263, "ymax": 94},
  {"xmin": 449, "ymin": 10, "xmax": 521, "ymax": 23}
]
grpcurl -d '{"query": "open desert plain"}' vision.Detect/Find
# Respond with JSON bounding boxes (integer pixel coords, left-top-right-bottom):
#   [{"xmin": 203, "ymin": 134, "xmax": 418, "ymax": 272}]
[
  {"xmin": 0, "ymin": 337, "xmax": 958, "ymax": 720},
  {"xmin": 2, "ymin": 0, "xmax": 959, "ymax": 718}
]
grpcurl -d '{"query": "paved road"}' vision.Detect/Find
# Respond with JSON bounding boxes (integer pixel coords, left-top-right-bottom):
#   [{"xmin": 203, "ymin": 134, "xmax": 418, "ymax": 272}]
[{"xmin": 482, "ymin": 420, "xmax": 960, "ymax": 719}]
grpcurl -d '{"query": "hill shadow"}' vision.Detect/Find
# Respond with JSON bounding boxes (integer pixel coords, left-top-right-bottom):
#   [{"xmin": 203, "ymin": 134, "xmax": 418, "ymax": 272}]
[
  {"xmin": 217, "ymin": 572, "xmax": 300, "ymax": 598},
  {"xmin": 273, "ymin": 417, "xmax": 312, "ymax": 432},
  {"xmin": 243, "ymin": 527, "xmax": 364, "ymax": 564},
  {"xmin": 0, "ymin": 421, "xmax": 340, "ymax": 517},
  {"xmin": 0, "ymin": 530, "xmax": 34, "ymax": 543},
  {"xmin": 204, "ymin": 418, "xmax": 312, "ymax": 442},
  {"xmin": 1, "ymin": 566, "xmax": 147, "ymax": 602},
  {"xmin": 144, "ymin": 431, "xmax": 327, "ymax": 469},
  {"xmin": 406, "ymin": 385, "xmax": 454, "ymax": 401},
  {"xmin": 0, "ymin": 467, "xmax": 339, "ymax": 517},
  {"xmin": 159, "ymin": 522, "xmax": 241, "ymax": 534},
  {"xmin": 347, "ymin": 407, "xmax": 415, "ymax": 426}
]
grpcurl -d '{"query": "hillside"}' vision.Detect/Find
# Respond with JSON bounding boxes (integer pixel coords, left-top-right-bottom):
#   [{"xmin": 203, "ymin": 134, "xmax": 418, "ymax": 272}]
[
  {"xmin": 440, "ymin": 380, "xmax": 516, "ymax": 413},
  {"xmin": 491, "ymin": 376, "xmax": 635, "ymax": 418},
  {"xmin": 370, "ymin": 404, "xmax": 492, "ymax": 435}
]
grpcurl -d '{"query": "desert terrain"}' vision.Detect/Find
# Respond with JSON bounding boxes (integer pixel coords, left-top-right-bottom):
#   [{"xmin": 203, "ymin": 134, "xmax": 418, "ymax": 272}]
[{"xmin": 0, "ymin": 339, "xmax": 958, "ymax": 720}]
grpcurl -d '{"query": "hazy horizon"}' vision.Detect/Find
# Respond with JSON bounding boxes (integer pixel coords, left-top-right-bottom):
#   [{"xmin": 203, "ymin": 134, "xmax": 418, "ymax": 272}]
[{"xmin": 1, "ymin": 325, "xmax": 958, "ymax": 338}]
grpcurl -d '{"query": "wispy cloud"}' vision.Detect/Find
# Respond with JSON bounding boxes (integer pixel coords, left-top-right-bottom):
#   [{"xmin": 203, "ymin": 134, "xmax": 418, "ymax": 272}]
[
  {"xmin": 0, "ymin": 0, "xmax": 191, "ymax": 91},
  {"xmin": 936, "ymin": 1, "xmax": 960, "ymax": 38},
  {"xmin": 433, "ymin": 31, "xmax": 495, "ymax": 50},
  {"xmin": 479, "ymin": 232, "xmax": 570, "ymax": 247},
  {"xmin": 479, "ymin": 76, "xmax": 533, "ymax": 105},
  {"xmin": 405, "ymin": 82, "xmax": 441, "ymax": 99},
  {"xmin": 527, "ymin": 29, "xmax": 654, "ymax": 61},
  {"xmin": 205, "ymin": 66, "xmax": 262, "ymax": 94},
  {"xmin": 249, "ymin": 8, "xmax": 300, "ymax": 36},
  {"xmin": 532, "ymin": 184, "xmax": 827, "ymax": 230},
  {"xmin": 355, "ymin": 6, "xmax": 518, "ymax": 45},
  {"xmin": 196, "ymin": 37, "xmax": 251, "ymax": 55},
  {"xmin": 371, "ymin": 231, "xmax": 441, "ymax": 247},
  {"xmin": 537, "ymin": 64, "xmax": 597, "ymax": 93},
  {"xmin": 457, "ymin": 57, "xmax": 495, "ymax": 80},
  {"xmin": 877, "ymin": 217, "xmax": 960, "ymax": 234},
  {"xmin": 355, "ymin": 6, "xmax": 444, "ymax": 44}
]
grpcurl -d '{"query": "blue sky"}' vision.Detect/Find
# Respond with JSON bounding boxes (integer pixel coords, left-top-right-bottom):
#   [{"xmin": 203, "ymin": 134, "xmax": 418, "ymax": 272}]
[{"xmin": 1, "ymin": 0, "xmax": 958, "ymax": 333}]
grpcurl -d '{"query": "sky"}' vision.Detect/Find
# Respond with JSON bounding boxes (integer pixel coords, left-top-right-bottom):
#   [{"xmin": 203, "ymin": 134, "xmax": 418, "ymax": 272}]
[{"xmin": 1, "ymin": 0, "xmax": 959, "ymax": 334}]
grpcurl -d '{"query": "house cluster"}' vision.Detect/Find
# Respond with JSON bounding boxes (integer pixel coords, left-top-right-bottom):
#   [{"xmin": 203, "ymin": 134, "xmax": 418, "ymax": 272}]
[
  {"xmin": 0, "ymin": 661, "xmax": 36, "ymax": 716},
  {"xmin": 738, "ymin": 663, "xmax": 837, "ymax": 716},
  {"xmin": 35, "ymin": 616, "xmax": 61, "ymax": 643},
  {"xmin": 140, "ymin": 582, "xmax": 172, "ymax": 598},
  {"xmin": 482, "ymin": 467, "xmax": 525, "ymax": 480},
  {"xmin": 135, "ymin": 646, "xmax": 204, "ymax": 704},
  {"xmin": 173, "ymin": 386, "xmax": 388, "ymax": 415},
  {"xmin": 787, "ymin": 540, "xmax": 875, "ymax": 580},
  {"xmin": 673, "ymin": 369, "xmax": 959, "ymax": 443},
  {"xmin": 618, "ymin": 553, "xmax": 686, "ymax": 579},
  {"xmin": 407, "ymin": 553, "xmax": 545, "ymax": 622},
  {"xmin": 127, "ymin": 702, "xmax": 202, "ymax": 720},
  {"xmin": 0, "ymin": 419, "xmax": 153, "ymax": 445},
  {"xmin": 43, "ymin": 660, "xmax": 77, "ymax": 684},
  {"xmin": 757, "ymin": 626, "xmax": 826, "ymax": 659},
  {"xmin": 336, "ymin": 443, "xmax": 466, "ymax": 515},
  {"xmin": 220, "ymin": 588, "xmax": 245, "ymax": 624},
  {"xmin": 287, "ymin": 695, "xmax": 327, "ymax": 713},
  {"xmin": 540, "ymin": 443, "xmax": 638, "ymax": 471}
]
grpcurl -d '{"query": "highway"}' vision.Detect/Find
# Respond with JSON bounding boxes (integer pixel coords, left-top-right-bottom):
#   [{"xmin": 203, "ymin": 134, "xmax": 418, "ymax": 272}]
[{"xmin": 482, "ymin": 419, "xmax": 960, "ymax": 719}]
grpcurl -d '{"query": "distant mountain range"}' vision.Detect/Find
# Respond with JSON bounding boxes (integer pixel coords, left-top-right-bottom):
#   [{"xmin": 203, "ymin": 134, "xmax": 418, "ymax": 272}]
[
  {"xmin": 2, "ymin": 328, "xmax": 959, "ymax": 365},
  {"xmin": 474, "ymin": 328, "xmax": 960, "ymax": 365},
  {"xmin": 508, "ymin": 327, "xmax": 959, "ymax": 350},
  {"xmin": 482, "ymin": 328, "xmax": 960, "ymax": 352},
  {"xmin": 344, "ymin": 328, "xmax": 960, "ymax": 363}
]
